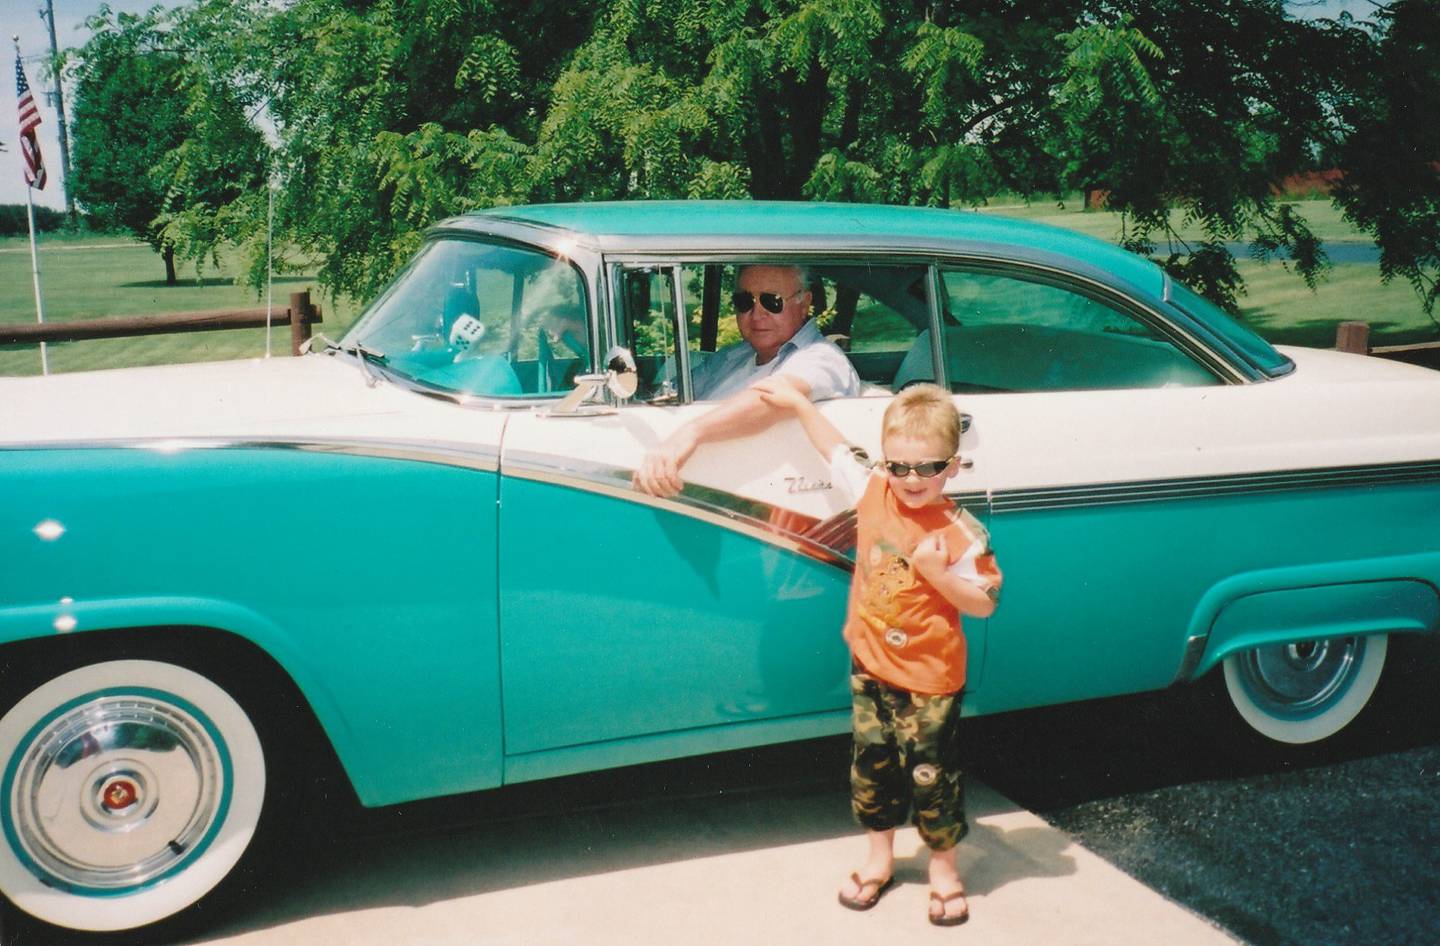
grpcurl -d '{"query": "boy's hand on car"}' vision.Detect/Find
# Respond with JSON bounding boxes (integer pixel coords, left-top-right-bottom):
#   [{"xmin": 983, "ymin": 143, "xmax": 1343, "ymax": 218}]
[
  {"xmin": 911, "ymin": 533, "xmax": 949, "ymax": 582},
  {"xmin": 752, "ymin": 376, "xmax": 809, "ymax": 412}
]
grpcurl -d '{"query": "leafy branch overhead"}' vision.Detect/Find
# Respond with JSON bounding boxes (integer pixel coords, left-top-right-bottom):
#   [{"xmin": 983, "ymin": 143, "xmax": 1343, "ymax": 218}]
[{"xmin": 66, "ymin": 0, "xmax": 1440, "ymax": 320}]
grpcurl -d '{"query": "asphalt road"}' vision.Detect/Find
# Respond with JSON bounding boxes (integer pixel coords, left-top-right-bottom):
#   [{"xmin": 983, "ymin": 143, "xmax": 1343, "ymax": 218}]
[{"xmin": 966, "ymin": 632, "xmax": 1440, "ymax": 946}]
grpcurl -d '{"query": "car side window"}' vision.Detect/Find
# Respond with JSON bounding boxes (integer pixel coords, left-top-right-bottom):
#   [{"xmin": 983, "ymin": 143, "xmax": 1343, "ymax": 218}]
[
  {"xmin": 618, "ymin": 266, "xmax": 684, "ymax": 403},
  {"xmin": 676, "ymin": 262, "xmax": 931, "ymax": 396},
  {"xmin": 812, "ymin": 264, "xmax": 930, "ymax": 393},
  {"xmin": 914, "ymin": 267, "xmax": 1222, "ymax": 392}
]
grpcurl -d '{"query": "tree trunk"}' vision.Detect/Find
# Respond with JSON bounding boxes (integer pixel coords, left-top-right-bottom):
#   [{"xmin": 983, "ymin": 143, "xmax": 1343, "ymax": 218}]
[{"xmin": 163, "ymin": 245, "xmax": 177, "ymax": 285}]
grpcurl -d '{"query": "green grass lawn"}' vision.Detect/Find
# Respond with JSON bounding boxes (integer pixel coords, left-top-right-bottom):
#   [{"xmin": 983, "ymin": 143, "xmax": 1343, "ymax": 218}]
[
  {"xmin": 2, "ymin": 199, "xmax": 1436, "ymax": 377},
  {"xmin": 0, "ymin": 237, "xmax": 358, "ymax": 376}
]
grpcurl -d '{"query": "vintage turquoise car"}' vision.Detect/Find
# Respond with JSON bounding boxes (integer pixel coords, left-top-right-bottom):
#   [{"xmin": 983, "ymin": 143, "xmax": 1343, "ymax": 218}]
[{"xmin": 3, "ymin": 201, "xmax": 1438, "ymax": 938}]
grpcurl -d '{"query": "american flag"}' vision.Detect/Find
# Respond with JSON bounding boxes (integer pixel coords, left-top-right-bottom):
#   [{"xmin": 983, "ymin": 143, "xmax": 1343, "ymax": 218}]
[{"xmin": 15, "ymin": 57, "xmax": 46, "ymax": 190}]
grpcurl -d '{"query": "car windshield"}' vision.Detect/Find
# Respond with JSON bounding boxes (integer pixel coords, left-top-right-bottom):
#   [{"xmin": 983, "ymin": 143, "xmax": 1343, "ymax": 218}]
[{"xmin": 342, "ymin": 238, "xmax": 591, "ymax": 398}]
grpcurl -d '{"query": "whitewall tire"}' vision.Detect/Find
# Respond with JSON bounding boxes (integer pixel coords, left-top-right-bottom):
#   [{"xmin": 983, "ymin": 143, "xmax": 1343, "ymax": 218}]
[
  {"xmin": 1221, "ymin": 634, "xmax": 1388, "ymax": 745},
  {"xmin": 0, "ymin": 658, "xmax": 267, "ymax": 933}
]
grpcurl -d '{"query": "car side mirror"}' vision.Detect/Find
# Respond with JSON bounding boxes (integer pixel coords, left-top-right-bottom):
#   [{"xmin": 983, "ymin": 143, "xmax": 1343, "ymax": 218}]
[
  {"xmin": 603, "ymin": 347, "xmax": 639, "ymax": 400},
  {"xmin": 546, "ymin": 346, "xmax": 638, "ymax": 416}
]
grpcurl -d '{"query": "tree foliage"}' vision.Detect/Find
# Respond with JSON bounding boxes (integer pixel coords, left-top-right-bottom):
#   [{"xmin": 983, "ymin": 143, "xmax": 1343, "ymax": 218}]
[
  {"xmin": 69, "ymin": 6, "xmax": 189, "ymax": 281},
  {"xmin": 66, "ymin": 0, "xmax": 1440, "ymax": 324},
  {"xmin": 1325, "ymin": 0, "xmax": 1440, "ymax": 320},
  {"xmin": 69, "ymin": 4, "xmax": 267, "ymax": 284}
]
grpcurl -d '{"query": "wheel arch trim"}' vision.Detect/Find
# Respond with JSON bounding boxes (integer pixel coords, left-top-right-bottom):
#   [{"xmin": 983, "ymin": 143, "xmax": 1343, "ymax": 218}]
[
  {"xmin": 1173, "ymin": 554, "xmax": 1440, "ymax": 683},
  {"xmin": 0, "ymin": 598, "xmax": 361, "ymax": 793}
]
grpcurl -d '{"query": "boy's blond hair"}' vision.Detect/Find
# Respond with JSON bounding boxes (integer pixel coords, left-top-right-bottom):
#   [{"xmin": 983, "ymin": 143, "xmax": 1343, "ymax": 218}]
[{"xmin": 882, "ymin": 383, "xmax": 960, "ymax": 453}]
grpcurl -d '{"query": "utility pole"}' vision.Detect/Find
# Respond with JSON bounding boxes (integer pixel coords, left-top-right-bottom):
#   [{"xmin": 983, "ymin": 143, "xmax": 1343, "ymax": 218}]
[{"xmin": 37, "ymin": 0, "xmax": 74, "ymax": 221}]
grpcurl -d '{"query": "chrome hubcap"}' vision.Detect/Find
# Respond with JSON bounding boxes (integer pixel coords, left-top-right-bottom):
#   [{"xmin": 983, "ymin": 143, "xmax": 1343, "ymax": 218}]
[
  {"xmin": 11, "ymin": 695, "xmax": 224, "ymax": 891},
  {"xmin": 1237, "ymin": 637, "xmax": 1360, "ymax": 715}
]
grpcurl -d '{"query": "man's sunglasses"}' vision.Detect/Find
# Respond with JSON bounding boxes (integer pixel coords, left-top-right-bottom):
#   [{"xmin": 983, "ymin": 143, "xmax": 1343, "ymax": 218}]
[
  {"xmin": 882, "ymin": 457, "xmax": 955, "ymax": 478},
  {"xmin": 731, "ymin": 290, "xmax": 798, "ymax": 315}
]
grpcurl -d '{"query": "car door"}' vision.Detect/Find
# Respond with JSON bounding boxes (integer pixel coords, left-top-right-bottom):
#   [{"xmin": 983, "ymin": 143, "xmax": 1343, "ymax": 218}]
[
  {"xmin": 495, "ymin": 262, "xmax": 856, "ymax": 778},
  {"xmin": 924, "ymin": 262, "xmax": 1261, "ymax": 716}
]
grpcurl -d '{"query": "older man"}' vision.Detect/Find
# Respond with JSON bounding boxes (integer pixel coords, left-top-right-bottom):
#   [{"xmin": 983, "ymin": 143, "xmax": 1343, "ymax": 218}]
[{"xmin": 633, "ymin": 264, "xmax": 859, "ymax": 497}]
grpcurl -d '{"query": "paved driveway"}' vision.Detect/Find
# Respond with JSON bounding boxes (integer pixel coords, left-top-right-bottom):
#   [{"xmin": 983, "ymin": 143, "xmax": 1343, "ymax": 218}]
[{"xmin": 188, "ymin": 771, "xmax": 1237, "ymax": 946}]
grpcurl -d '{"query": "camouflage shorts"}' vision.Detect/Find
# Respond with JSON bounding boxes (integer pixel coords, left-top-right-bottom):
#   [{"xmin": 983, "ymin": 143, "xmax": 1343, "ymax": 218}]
[{"xmin": 849, "ymin": 668, "xmax": 967, "ymax": 851}]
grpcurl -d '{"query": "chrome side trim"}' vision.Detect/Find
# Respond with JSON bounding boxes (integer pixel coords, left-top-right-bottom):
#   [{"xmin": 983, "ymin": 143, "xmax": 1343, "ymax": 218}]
[
  {"xmin": 503, "ymin": 449, "xmax": 994, "ymax": 571},
  {"xmin": 1172, "ymin": 632, "xmax": 1209, "ymax": 686},
  {"xmin": 991, "ymin": 460, "xmax": 1440, "ymax": 514},
  {"xmin": 0, "ymin": 437, "xmax": 502, "ymax": 473},
  {"xmin": 504, "ymin": 449, "xmax": 855, "ymax": 570}
]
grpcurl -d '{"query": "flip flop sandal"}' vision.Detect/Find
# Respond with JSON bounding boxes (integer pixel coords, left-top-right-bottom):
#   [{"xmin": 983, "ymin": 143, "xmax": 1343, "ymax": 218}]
[
  {"xmin": 837, "ymin": 872, "xmax": 896, "ymax": 911},
  {"xmin": 928, "ymin": 888, "xmax": 970, "ymax": 926}
]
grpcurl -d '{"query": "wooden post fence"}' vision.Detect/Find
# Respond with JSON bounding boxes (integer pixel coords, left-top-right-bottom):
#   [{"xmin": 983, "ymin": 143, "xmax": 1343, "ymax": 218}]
[
  {"xmin": 1335, "ymin": 320, "xmax": 1370, "ymax": 355},
  {"xmin": 0, "ymin": 290, "xmax": 323, "ymax": 356},
  {"xmin": 1335, "ymin": 321, "xmax": 1440, "ymax": 370}
]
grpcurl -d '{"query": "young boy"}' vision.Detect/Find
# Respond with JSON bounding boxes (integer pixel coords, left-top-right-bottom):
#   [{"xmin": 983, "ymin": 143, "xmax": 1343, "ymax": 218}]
[{"xmin": 753, "ymin": 379, "xmax": 1001, "ymax": 927}]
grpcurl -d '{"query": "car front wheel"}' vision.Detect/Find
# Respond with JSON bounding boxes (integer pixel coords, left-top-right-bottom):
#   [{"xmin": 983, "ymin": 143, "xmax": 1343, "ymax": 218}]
[
  {"xmin": 0, "ymin": 658, "xmax": 268, "ymax": 934},
  {"xmin": 1221, "ymin": 633, "xmax": 1388, "ymax": 745}
]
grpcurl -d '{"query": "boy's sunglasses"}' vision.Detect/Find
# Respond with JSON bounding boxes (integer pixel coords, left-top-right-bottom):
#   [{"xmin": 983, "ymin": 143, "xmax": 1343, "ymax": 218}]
[
  {"xmin": 882, "ymin": 457, "xmax": 955, "ymax": 478},
  {"xmin": 731, "ymin": 290, "xmax": 796, "ymax": 315}
]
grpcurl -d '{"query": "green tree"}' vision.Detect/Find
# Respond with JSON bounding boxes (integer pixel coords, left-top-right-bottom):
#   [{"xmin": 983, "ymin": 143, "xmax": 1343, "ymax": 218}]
[
  {"xmin": 69, "ymin": 4, "xmax": 267, "ymax": 285},
  {"xmin": 526, "ymin": 0, "xmax": 1348, "ymax": 313},
  {"xmin": 70, "ymin": 7, "xmax": 189, "ymax": 282},
  {"xmin": 197, "ymin": 0, "xmax": 595, "ymax": 300},
  {"xmin": 1325, "ymin": 0, "xmax": 1440, "ymax": 319},
  {"xmin": 121, "ymin": 0, "xmax": 1440, "ymax": 326}
]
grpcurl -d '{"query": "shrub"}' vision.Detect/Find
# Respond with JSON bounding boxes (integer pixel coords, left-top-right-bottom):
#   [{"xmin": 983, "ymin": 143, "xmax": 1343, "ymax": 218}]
[{"xmin": 0, "ymin": 204, "xmax": 68, "ymax": 236}]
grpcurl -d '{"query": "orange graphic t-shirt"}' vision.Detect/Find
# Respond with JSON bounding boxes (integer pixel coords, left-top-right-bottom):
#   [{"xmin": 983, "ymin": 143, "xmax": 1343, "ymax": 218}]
[{"xmin": 832, "ymin": 449, "xmax": 1002, "ymax": 695}]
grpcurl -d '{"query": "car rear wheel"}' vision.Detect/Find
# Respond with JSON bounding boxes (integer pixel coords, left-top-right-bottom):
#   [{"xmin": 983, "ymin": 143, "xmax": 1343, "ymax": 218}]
[
  {"xmin": 0, "ymin": 658, "xmax": 268, "ymax": 934},
  {"xmin": 1221, "ymin": 633, "xmax": 1388, "ymax": 745}
]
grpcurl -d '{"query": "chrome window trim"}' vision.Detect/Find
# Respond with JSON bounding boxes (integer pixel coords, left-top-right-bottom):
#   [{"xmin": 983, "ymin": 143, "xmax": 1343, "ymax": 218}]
[
  {"xmin": 668, "ymin": 265, "xmax": 694, "ymax": 403},
  {"xmin": 596, "ymin": 249, "xmax": 1247, "ymax": 388},
  {"xmin": 925, "ymin": 264, "xmax": 947, "ymax": 387},
  {"xmin": 0, "ymin": 437, "xmax": 502, "ymax": 473},
  {"xmin": 607, "ymin": 262, "xmax": 693, "ymax": 403},
  {"xmin": 933, "ymin": 258, "xmax": 1241, "ymax": 385}
]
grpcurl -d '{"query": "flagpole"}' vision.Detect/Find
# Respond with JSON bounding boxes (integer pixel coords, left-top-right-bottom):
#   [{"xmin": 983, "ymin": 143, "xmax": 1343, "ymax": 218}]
[
  {"xmin": 264, "ymin": 170, "xmax": 274, "ymax": 358},
  {"xmin": 14, "ymin": 36, "xmax": 47, "ymax": 375},
  {"xmin": 24, "ymin": 185, "xmax": 48, "ymax": 375}
]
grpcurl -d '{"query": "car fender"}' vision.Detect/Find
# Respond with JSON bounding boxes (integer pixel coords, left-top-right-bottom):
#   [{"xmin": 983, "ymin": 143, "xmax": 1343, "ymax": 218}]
[
  {"xmin": 1177, "ymin": 554, "xmax": 1440, "ymax": 682},
  {"xmin": 1, "ymin": 440, "xmax": 508, "ymax": 808},
  {"xmin": 0, "ymin": 594, "xmax": 355, "ymax": 772}
]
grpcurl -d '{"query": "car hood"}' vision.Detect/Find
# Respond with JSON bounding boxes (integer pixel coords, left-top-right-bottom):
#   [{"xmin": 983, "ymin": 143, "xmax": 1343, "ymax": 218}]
[{"xmin": 0, "ymin": 355, "xmax": 505, "ymax": 446}]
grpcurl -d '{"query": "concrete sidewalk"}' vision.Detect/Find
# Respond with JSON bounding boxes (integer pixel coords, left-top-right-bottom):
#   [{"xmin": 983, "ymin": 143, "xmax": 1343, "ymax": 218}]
[{"xmin": 192, "ymin": 778, "xmax": 1240, "ymax": 946}]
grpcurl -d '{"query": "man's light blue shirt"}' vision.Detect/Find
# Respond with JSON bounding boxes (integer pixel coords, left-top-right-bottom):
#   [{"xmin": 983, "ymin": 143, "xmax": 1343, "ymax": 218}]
[{"xmin": 691, "ymin": 318, "xmax": 860, "ymax": 401}]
